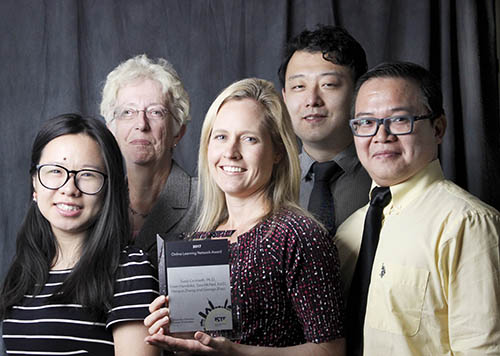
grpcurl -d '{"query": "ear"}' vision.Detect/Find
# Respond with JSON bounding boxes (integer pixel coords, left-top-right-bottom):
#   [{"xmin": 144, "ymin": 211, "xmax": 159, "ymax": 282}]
[
  {"xmin": 32, "ymin": 176, "xmax": 38, "ymax": 201},
  {"xmin": 433, "ymin": 114, "xmax": 447, "ymax": 144},
  {"xmin": 273, "ymin": 151, "xmax": 283, "ymax": 164},
  {"xmin": 281, "ymin": 88, "xmax": 287, "ymax": 103},
  {"xmin": 174, "ymin": 124, "xmax": 186, "ymax": 145}
]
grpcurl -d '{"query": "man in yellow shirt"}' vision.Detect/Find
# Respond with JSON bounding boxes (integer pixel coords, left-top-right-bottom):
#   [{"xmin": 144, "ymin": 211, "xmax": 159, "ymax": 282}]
[{"xmin": 336, "ymin": 61, "xmax": 500, "ymax": 355}]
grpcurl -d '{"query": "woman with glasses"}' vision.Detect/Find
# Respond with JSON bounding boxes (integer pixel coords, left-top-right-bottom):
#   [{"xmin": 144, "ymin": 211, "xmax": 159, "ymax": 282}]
[
  {"xmin": 100, "ymin": 54, "xmax": 198, "ymax": 263},
  {"xmin": 0, "ymin": 114, "xmax": 160, "ymax": 355},
  {"xmin": 144, "ymin": 78, "xmax": 346, "ymax": 355}
]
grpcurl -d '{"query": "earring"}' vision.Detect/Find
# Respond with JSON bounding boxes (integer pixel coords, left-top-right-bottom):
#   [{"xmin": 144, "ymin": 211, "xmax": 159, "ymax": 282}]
[{"xmin": 32, "ymin": 194, "xmax": 37, "ymax": 203}]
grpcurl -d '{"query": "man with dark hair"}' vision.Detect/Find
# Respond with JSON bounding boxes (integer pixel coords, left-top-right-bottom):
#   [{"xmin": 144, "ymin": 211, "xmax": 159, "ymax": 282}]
[
  {"xmin": 279, "ymin": 25, "xmax": 371, "ymax": 235},
  {"xmin": 336, "ymin": 61, "xmax": 500, "ymax": 355}
]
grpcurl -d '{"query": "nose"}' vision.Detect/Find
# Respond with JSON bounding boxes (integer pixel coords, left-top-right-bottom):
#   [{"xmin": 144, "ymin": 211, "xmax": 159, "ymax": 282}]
[
  {"xmin": 134, "ymin": 110, "xmax": 150, "ymax": 131},
  {"xmin": 305, "ymin": 86, "xmax": 324, "ymax": 107},
  {"xmin": 223, "ymin": 139, "xmax": 241, "ymax": 159},
  {"xmin": 373, "ymin": 122, "xmax": 397, "ymax": 143},
  {"xmin": 59, "ymin": 174, "xmax": 81, "ymax": 197}
]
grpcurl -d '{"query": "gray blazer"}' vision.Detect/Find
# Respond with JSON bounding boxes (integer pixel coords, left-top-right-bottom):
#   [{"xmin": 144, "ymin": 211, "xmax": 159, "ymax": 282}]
[{"xmin": 133, "ymin": 161, "xmax": 199, "ymax": 266}]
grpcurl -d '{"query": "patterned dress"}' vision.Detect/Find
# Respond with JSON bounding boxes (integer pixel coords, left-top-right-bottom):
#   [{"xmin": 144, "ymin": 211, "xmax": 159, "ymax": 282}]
[{"xmin": 189, "ymin": 209, "xmax": 345, "ymax": 346}]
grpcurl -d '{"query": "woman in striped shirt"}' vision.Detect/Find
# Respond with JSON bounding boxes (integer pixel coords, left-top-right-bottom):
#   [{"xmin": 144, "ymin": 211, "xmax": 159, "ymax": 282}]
[{"xmin": 0, "ymin": 114, "xmax": 160, "ymax": 355}]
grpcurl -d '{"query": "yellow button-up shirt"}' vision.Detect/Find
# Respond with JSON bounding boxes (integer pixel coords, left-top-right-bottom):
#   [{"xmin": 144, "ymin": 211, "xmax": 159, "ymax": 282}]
[{"xmin": 335, "ymin": 160, "xmax": 500, "ymax": 355}]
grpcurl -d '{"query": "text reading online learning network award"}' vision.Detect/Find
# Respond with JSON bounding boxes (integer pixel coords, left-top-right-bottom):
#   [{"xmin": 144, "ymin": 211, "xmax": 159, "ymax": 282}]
[{"xmin": 162, "ymin": 239, "xmax": 239, "ymax": 338}]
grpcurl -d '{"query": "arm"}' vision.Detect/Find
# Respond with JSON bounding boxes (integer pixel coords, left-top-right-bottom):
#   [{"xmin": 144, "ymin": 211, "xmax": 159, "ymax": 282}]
[
  {"xmin": 111, "ymin": 247, "xmax": 162, "ymax": 356},
  {"xmin": 444, "ymin": 213, "xmax": 500, "ymax": 354},
  {"xmin": 114, "ymin": 320, "xmax": 160, "ymax": 356},
  {"xmin": 144, "ymin": 296, "xmax": 345, "ymax": 356}
]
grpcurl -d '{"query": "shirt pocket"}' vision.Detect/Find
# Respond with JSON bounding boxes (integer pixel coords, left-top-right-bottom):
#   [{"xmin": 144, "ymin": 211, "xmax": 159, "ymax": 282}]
[{"xmin": 365, "ymin": 262, "xmax": 429, "ymax": 336}]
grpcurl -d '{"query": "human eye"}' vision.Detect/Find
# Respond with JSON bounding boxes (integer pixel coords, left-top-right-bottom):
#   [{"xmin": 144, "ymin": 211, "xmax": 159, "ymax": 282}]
[
  {"xmin": 321, "ymin": 80, "xmax": 341, "ymax": 89},
  {"xmin": 389, "ymin": 116, "xmax": 412, "ymax": 130},
  {"xmin": 80, "ymin": 170, "xmax": 98, "ymax": 178},
  {"xmin": 47, "ymin": 167, "xmax": 63, "ymax": 175},
  {"xmin": 242, "ymin": 136, "xmax": 257, "ymax": 143},
  {"xmin": 390, "ymin": 115, "xmax": 410, "ymax": 123},
  {"xmin": 356, "ymin": 118, "xmax": 375, "ymax": 127},
  {"xmin": 212, "ymin": 133, "xmax": 226, "ymax": 141},
  {"xmin": 78, "ymin": 170, "xmax": 104, "ymax": 183},
  {"xmin": 288, "ymin": 80, "xmax": 305, "ymax": 91},
  {"xmin": 119, "ymin": 108, "xmax": 136, "ymax": 119},
  {"xmin": 147, "ymin": 107, "xmax": 166, "ymax": 119}
]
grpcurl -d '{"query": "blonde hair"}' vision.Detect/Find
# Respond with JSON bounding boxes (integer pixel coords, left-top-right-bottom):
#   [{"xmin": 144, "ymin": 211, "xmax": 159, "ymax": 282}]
[
  {"xmin": 100, "ymin": 54, "xmax": 190, "ymax": 132},
  {"xmin": 196, "ymin": 78, "xmax": 302, "ymax": 231}
]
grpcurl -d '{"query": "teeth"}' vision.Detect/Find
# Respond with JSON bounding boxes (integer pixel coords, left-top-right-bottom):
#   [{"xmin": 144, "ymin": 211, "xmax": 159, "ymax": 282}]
[
  {"xmin": 222, "ymin": 166, "xmax": 243, "ymax": 173},
  {"xmin": 57, "ymin": 203, "xmax": 80, "ymax": 211}
]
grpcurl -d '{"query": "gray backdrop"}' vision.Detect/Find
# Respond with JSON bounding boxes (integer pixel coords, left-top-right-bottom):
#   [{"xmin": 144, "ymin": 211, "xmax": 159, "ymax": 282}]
[{"xmin": 1, "ymin": 0, "xmax": 499, "ymax": 351}]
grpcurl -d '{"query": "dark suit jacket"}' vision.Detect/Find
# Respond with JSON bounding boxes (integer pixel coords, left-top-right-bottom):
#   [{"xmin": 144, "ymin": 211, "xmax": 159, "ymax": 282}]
[{"xmin": 133, "ymin": 161, "xmax": 199, "ymax": 267}]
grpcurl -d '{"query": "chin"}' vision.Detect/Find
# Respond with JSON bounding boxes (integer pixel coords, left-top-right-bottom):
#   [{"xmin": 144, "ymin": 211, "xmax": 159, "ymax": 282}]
[{"xmin": 131, "ymin": 156, "xmax": 156, "ymax": 166}]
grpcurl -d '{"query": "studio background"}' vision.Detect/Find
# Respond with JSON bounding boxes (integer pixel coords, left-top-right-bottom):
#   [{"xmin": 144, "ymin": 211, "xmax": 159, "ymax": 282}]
[{"xmin": 1, "ymin": 0, "xmax": 498, "ymax": 350}]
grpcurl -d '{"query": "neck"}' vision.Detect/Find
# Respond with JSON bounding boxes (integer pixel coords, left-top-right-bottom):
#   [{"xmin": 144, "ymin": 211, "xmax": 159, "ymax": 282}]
[
  {"xmin": 127, "ymin": 160, "xmax": 172, "ymax": 236},
  {"xmin": 127, "ymin": 160, "xmax": 172, "ymax": 213},
  {"xmin": 303, "ymin": 133, "xmax": 352, "ymax": 163},
  {"xmin": 52, "ymin": 232, "xmax": 84, "ymax": 270},
  {"xmin": 220, "ymin": 190, "xmax": 271, "ymax": 242}
]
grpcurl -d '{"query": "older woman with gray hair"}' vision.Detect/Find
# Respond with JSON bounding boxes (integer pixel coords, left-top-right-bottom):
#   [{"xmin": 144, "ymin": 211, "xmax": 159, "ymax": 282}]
[{"xmin": 101, "ymin": 54, "xmax": 198, "ymax": 262}]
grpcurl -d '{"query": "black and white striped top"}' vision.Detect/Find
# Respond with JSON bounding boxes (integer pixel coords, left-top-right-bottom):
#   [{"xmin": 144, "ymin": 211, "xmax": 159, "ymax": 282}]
[{"xmin": 2, "ymin": 246, "xmax": 159, "ymax": 355}]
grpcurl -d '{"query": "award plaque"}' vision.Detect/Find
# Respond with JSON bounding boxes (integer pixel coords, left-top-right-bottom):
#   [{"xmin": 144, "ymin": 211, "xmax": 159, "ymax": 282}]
[{"xmin": 157, "ymin": 236, "xmax": 240, "ymax": 338}]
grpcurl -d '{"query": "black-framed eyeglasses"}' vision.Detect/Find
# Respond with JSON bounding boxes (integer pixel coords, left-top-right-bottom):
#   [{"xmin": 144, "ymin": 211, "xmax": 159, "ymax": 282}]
[
  {"xmin": 36, "ymin": 164, "xmax": 107, "ymax": 195},
  {"xmin": 349, "ymin": 112, "xmax": 440, "ymax": 137},
  {"xmin": 113, "ymin": 105, "xmax": 171, "ymax": 122}
]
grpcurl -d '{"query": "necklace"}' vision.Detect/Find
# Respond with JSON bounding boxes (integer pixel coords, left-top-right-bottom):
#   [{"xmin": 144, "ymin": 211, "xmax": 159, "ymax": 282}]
[{"xmin": 129, "ymin": 205, "xmax": 150, "ymax": 219}]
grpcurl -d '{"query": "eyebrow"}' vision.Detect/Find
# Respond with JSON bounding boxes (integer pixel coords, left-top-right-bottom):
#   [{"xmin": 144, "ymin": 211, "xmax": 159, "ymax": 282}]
[
  {"xmin": 286, "ymin": 71, "xmax": 346, "ymax": 82},
  {"xmin": 47, "ymin": 162, "xmax": 105, "ymax": 171},
  {"xmin": 355, "ymin": 106, "xmax": 414, "ymax": 117},
  {"xmin": 117, "ymin": 102, "xmax": 165, "ymax": 108},
  {"xmin": 211, "ymin": 128, "xmax": 261, "ymax": 136}
]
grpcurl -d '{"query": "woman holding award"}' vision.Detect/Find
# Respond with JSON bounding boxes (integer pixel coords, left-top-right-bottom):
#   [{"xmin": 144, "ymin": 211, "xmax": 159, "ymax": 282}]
[
  {"xmin": 0, "ymin": 114, "xmax": 159, "ymax": 355},
  {"xmin": 144, "ymin": 78, "xmax": 346, "ymax": 355}
]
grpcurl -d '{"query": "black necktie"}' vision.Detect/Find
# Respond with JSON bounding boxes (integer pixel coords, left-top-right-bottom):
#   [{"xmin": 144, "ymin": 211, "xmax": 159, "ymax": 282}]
[
  {"xmin": 346, "ymin": 186, "xmax": 392, "ymax": 356},
  {"xmin": 308, "ymin": 161, "xmax": 342, "ymax": 235}
]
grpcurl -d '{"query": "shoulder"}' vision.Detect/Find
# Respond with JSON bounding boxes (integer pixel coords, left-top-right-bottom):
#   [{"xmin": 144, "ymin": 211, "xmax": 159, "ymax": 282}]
[
  {"xmin": 427, "ymin": 180, "xmax": 500, "ymax": 242},
  {"xmin": 118, "ymin": 246, "xmax": 157, "ymax": 277},
  {"xmin": 421, "ymin": 180, "xmax": 500, "ymax": 231},
  {"xmin": 171, "ymin": 161, "xmax": 196, "ymax": 183},
  {"xmin": 268, "ymin": 208, "xmax": 327, "ymax": 240},
  {"xmin": 166, "ymin": 161, "xmax": 199, "ymax": 200},
  {"xmin": 115, "ymin": 246, "xmax": 158, "ymax": 300},
  {"xmin": 436, "ymin": 180, "xmax": 499, "ymax": 217},
  {"xmin": 108, "ymin": 246, "xmax": 159, "ymax": 329},
  {"xmin": 339, "ymin": 151, "xmax": 371, "ymax": 184},
  {"xmin": 120, "ymin": 245, "xmax": 154, "ymax": 262}
]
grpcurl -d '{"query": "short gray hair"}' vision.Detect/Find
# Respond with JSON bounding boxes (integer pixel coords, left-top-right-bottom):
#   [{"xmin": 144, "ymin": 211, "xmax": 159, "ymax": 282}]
[{"xmin": 100, "ymin": 54, "xmax": 190, "ymax": 130}]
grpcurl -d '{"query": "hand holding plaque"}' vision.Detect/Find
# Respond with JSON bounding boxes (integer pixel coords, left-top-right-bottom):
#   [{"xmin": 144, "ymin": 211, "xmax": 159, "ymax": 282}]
[{"xmin": 155, "ymin": 237, "xmax": 240, "ymax": 339}]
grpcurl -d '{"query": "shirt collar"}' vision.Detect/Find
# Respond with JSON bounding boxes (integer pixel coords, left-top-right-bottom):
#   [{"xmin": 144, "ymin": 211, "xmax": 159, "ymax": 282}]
[
  {"xmin": 370, "ymin": 159, "xmax": 444, "ymax": 212},
  {"xmin": 300, "ymin": 142, "xmax": 358, "ymax": 180},
  {"xmin": 300, "ymin": 149, "xmax": 315, "ymax": 181}
]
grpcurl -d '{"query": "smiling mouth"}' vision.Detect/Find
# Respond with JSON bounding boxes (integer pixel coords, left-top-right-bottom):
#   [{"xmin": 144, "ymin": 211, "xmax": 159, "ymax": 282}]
[
  {"xmin": 373, "ymin": 151, "xmax": 401, "ymax": 158},
  {"xmin": 303, "ymin": 114, "xmax": 327, "ymax": 121},
  {"xmin": 221, "ymin": 166, "xmax": 245, "ymax": 173},
  {"xmin": 130, "ymin": 139, "xmax": 151, "ymax": 145},
  {"xmin": 56, "ymin": 203, "xmax": 81, "ymax": 212}
]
